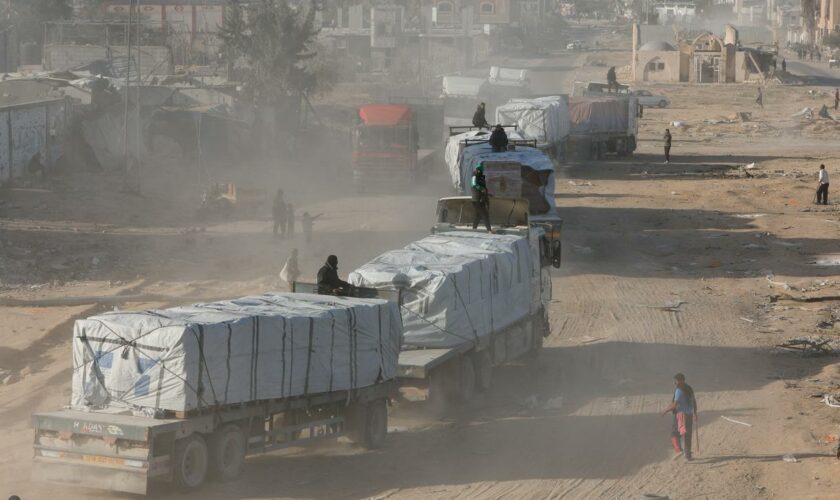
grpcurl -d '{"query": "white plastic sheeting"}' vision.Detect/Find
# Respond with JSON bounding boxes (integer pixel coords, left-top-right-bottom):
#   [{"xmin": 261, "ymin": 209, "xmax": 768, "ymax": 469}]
[
  {"xmin": 71, "ymin": 293, "xmax": 402, "ymax": 413},
  {"xmin": 488, "ymin": 66, "xmax": 530, "ymax": 87},
  {"xmin": 495, "ymin": 96, "xmax": 570, "ymax": 147},
  {"xmin": 444, "ymin": 133, "xmax": 556, "ymax": 213},
  {"xmin": 441, "ymin": 76, "xmax": 487, "ymax": 97},
  {"xmin": 349, "ymin": 231, "xmax": 534, "ymax": 349}
]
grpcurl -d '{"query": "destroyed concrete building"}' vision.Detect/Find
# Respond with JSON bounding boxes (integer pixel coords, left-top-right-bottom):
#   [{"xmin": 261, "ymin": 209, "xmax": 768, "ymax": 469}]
[{"xmin": 631, "ymin": 23, "xmax": 776, "ymax": 83}]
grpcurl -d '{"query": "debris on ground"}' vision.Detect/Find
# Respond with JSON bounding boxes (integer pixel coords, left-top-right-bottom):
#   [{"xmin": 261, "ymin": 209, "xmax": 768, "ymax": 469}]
[
  {"xmin": 822, "ymin": 395, "xmax": 840, "ymax": 408},
  {"xmin": 721, "ymin": 416, "xmax": 753, "ymax": 427},
  {"xmin": 819, "ymin": 105, "xmax": 834, "ymax": 120},
  {"xmin": 567, "ymin": 180, "xmax": 594, "ymax": 187},
  {"xmin": 782, "ymin": 453, "xmax": 798, "ymax": 463},
  {"xmin": 775, "ymin": 337, "xmax": 838, "ymax": 357},
  {"xmin": 792, "ymin": 107, "xmax": 815, "ymax": 120},
  {"xmin": 642, "ymin": 299, "xmax": 687, "ymax": 312}
]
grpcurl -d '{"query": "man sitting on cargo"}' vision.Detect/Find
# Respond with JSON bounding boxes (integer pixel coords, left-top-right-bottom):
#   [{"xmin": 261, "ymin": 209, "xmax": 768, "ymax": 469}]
[
  {"xmin": 489, "ymin": 125, "xmax": 508, "ymax": 153},
  {"xmin": 318, "ymin": 255, "xmax": 352, "ymax": 294},
  {"xmin": 472, "ymin": 102, "xmax": 490, "ymax": 129},
  {"xmin": 471, "ymin": 163, "xmax": 492, "ymax": 232}
]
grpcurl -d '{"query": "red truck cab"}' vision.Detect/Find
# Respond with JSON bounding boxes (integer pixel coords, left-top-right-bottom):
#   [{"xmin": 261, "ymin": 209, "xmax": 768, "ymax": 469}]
[{"xmin": 353, "ymin": 104, "xmax": 421, "ymax": 189}]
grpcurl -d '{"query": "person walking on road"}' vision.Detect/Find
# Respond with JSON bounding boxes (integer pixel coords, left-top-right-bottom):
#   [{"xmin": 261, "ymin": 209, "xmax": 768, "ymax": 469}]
[
  {"xmin": 662, "ymin": 373, "xmax": 698, "ymax": 461},
  {"xmin": 272, "ymin": 188, "xmax": 286, "ymax": 238},
  {"xmin": 663, "ymin": 128, "xmax": 672, "ymax": 164},
  {"xmin": 756, "ymin": 87, "xmax": 764, "ymax": 109},
  {"xmin": 817, "ymin": 164, "xmax": 830, "ymax": 205},
  {"xmin": 834, "ymin": 89, "xmax": 839, "ymax": 111},
  {"xmin": 471, "ymin": 163, "xmax": 492, "ymax": 232},
  {"xmin": 781, "ymin": 58, "xmax": 786, "ymax": 73}
]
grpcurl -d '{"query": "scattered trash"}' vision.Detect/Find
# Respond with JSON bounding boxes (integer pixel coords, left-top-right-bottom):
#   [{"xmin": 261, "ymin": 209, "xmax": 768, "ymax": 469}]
[
  {"xmin": 736, "ymin": 112, "xmax": 752, "ymax": 122},
  {"xmin": 578, "ymin": 336, "xmax": 606, "ymax": 344},
  {"xmin": 823, "ymin": 394, "xmax": 840, "ymax": 408},
  {"xmin": 744, "ymin": 162, "xmax": 756, "ymax": 170},
  {"xmin": 642, "ymin": 299, "xmax": 686, "ymax": 312},
  {"xmin": 782, "ymin": 454, "xmax": 798, "ymax": 463},
  {"xmin": 567, "ymin": 180, "xmax": 594, "ymax": 187},
  {"xmin": 740, "ymin": 317, "xmax": 755, "ymax": 323},
  {"xmin": 766, "ymin": 274, "xmax": 793, "ymax": 291},
  {"xmin": 776, "ymin": 338, "xmax": 837, "ymax": 357},
  {"xmin": 671, "ymin": 120, "xmax": 688, "ymax": 129},
  {"xmin": 732, "ymin": 213, "xmax": 767, "ymax": 219},
  {"xmin": 792, "ymin": 107, "xmax": 814, "ymax": 120},
  {"xmin": 819, "ymin": 105, "xmax": 833, "ymax": 120},
  {"xmin": 721, "ymin": 416, "xmax": 752, "ymax": 427}
]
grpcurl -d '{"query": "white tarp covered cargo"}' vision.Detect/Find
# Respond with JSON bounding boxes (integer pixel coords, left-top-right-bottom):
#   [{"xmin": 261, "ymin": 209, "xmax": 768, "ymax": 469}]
[
  {"xmin": 441, "ymin": 76, "xmax": 487, "ymax": 97},
  {"xmin": 349, "ymin": 232, "xmax": 534, "ymax": 349},
  {"xmin": 488, "ymin": 66, "xmax": 530, "ymax": 87},
  {"xmin": 495, "ymin": 96, "xmax": 570, "ymax": 147},
  {"xmin": 71, "ymin": 293, "xmax": 402, "ymax": 413},
  {"xmin": 444, "ymin": 132, "xmax": 556, "ymax": 213}
]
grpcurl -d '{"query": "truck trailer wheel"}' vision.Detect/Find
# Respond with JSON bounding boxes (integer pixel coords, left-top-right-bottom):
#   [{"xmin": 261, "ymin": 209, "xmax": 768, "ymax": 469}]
[
  {"xmin": 209, "ymin": 424, "xmax": 246, "ymax": 482},
  {"xmin": 473, "ymin": 350, "xmax": 493, "ymax": 392},
  {"xmin": 173, "ymin": 434, "xmax": 209, "ymax": 490},
  {"xmin": 348, "ymin": 399, "xmax": 388, "ymax": 449},
  {"xmin": 363, "ymin": 399, "xmax": 388, "ymax": 449}
]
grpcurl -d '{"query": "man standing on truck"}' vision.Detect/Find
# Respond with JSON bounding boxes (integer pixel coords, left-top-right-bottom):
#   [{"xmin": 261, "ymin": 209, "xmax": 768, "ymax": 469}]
[
  {"xmin": 489, "ymin": 124, "xmax": 509, "ymax": 152},
  {"xmin": 272, "ymin": 188, "xmax": 286, "ymax": 237},
  {"xmin": 661, "ymin": 373, "xmax": 698, "ymax": 460},
  {"xmin": 318, "ymin": 255, "xmax": 351, "ymax": 293},
  {"xmin": 472, "ymin": 102, "xmax": 490, "ymax": 129},
  {"xmin": 471, "ymin": 163, "xmax": 492, "ymax": 232},
  {"xmin": 663, "ymin": 128, "xmax": 672, "ymax": 164},
  {"xmin": 607, "ymin": 66, "xmax": 618, "ymax": 93}
]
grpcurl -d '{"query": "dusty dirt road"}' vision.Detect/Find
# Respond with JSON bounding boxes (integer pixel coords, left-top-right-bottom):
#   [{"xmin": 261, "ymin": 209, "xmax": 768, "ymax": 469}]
[{"xmin": 5, "ymin": 34, "xmax": 840, "ymax": 500}]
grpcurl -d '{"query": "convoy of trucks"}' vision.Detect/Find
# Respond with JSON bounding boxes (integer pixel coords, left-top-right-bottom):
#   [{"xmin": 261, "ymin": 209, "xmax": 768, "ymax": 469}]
[{"xmin": 30, "ymin": 73, "xmax": 643, "ymax": 497}]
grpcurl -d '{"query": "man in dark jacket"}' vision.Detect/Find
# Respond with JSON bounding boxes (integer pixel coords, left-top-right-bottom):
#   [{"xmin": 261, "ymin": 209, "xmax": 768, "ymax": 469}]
[
  {"xmin": 489, "ymin": 124, "xmax": 509, "ymax": 152},
  {"xmin": 471, "ymin": 163, "xmax": 492, "ymax": 232},
  {"xmin": 317, "ymin": 255, "xmax": 351, "ymax": 293},
  {"xmin": 472, "ymin": 102, "xmax": 489, "ymax": 129},
  {"xmin": 663, "ymin": 128, "xmax": 672, "ymax": 164}
]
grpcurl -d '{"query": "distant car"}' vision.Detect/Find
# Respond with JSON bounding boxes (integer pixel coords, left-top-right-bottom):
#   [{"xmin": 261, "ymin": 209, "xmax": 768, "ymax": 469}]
[
  {"xmin": 566, "ymin": 40, "xmax": 585, "ymax": 51},
  {"xmin": 630, "ymin": 89, "xmax": 670, "ymax": 108},
  {"xmin": 830, "ymin": 58, "xmax": 840, "ymax": 69}
]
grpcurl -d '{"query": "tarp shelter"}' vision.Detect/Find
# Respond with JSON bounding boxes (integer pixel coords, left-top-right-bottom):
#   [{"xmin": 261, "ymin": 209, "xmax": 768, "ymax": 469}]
[
  {"xmin": 358, "ymin": 104, "xmax": 413, "ymax": 126},
  {"xmin": 71, "ymin": 293, "xmax": 402, "ymax": 414},
  {"xmin": 350, "ymin": 231, "xmax": 535, "ymax": 349}
]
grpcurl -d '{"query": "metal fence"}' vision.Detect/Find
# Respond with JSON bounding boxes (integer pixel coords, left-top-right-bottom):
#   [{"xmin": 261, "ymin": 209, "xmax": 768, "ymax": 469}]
[{"xmin": 0, "ymin": 98, "xmax": 70, "ymax": 181}]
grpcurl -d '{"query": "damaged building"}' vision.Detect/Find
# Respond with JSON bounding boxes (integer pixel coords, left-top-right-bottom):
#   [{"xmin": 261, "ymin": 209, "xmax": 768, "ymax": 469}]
[{"xmin": 631, "ymin": 23, "xmax": 777, "ymax": 83}]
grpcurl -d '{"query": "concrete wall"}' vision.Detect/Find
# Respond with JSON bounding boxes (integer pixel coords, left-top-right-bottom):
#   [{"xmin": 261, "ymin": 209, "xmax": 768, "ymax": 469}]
[{"xmin": 0, "ymin": 98, "xmax": 69, "ymax": 181}]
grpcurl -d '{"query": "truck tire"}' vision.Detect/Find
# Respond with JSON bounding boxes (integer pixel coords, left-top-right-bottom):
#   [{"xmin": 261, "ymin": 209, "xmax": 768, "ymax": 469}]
[
  {"xmin": 363, "ymin": 399, "xmax": 388, "ymax": 449},
  {"xmin": 209, "ymin": 424, "xmax": 246, "ymax": 482},
  {"xmin": 172, "ymin": 434, "xmax": 209, "ymax": 490},
  {"xmin": 658, "ymin": 100, "xmax": 668, "ymax": 108},
  {"xmin": 473, "ymin": 350, "xmax": 493, "ymax": 392},
  {"xmin": 347, "ymin": 399, "xmax": 388, "ymax": 449}
]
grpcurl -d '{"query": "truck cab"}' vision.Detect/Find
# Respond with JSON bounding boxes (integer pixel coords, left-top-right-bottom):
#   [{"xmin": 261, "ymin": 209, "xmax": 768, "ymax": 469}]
[{"xmin": 353, "ymin": 104, "xmax": 422, "ymax": 188}]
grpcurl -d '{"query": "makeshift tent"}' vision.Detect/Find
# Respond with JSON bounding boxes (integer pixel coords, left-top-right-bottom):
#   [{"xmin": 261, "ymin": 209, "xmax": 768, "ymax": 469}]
[
  {"xmin": 349, "ymin": 231, "xmax": 534, "ymax": 349},
  {"xmin": 71, "ymin": 293, "xmax": 402, "ymax": 413}
]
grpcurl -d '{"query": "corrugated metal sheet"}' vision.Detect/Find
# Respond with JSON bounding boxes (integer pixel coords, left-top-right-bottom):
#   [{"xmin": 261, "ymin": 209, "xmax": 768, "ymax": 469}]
[{"xmin": 0, "ymin": 99, "xmax": 69, "ymax": 181}]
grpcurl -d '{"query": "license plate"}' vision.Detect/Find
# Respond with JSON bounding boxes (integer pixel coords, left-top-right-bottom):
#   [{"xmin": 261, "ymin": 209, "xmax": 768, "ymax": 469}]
[{"xmin": 83, "ymin": 455, "xmax": 125, "ymax": 466}]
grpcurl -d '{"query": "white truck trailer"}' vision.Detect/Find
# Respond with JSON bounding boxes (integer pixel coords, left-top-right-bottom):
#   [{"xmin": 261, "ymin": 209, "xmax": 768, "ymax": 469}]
[
  {"xmin": 32, "ymin": 293, "xmax": 402, "ymax": 495},
  {"xmin": 349, "ymin": 196, "xmax": 560, "ymax": 404}
]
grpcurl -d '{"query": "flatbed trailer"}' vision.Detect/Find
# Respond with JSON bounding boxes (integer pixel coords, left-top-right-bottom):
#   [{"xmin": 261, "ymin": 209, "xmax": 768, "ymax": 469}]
[{"xmin": 32, "ymin": 381, "xmax": 395, "ymax": 495}]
